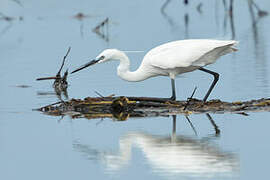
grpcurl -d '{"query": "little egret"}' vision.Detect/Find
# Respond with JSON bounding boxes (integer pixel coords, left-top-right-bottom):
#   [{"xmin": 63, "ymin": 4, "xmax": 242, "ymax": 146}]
[{"xmin": 71, "ymin": 39, "xmax": 238, "ymax": 101}]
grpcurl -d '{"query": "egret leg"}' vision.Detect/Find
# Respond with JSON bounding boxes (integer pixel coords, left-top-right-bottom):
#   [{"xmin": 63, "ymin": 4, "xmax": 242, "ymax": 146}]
[
  {"xmin": 170, "ymin": 78, "xmax": 176, "ymax": 100},
  {"xmin": 199, "ymin": 67, "xmax": 219, "ymax": 102}
]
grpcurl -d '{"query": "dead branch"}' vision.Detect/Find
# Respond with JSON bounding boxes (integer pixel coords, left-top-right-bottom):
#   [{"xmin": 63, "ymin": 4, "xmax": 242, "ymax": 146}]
[{"xmin": 57, "ymin": 47, "xmax": 71, "ymax": 76}]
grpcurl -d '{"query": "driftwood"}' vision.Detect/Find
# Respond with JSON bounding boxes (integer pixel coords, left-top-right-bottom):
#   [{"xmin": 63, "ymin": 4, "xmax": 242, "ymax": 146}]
[{"xmin": 36, "ymin": 96, "xmax": 270, "ymax": 120}]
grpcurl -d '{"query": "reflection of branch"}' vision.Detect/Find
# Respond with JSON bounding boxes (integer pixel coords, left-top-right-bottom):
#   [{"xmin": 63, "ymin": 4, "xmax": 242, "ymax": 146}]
[
  {"xmin": 185, "ymin": 116, "xmax": 198, "ymax": 136},
  {"xmin": 206, "ymin": 113, "xmax": 220, "ymax": 135}
]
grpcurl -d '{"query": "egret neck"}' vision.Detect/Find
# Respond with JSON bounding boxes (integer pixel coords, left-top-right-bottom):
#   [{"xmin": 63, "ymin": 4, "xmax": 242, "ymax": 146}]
[{"xmin": 115, "ymin": 50, "xmax": 151, "ymax": 82}]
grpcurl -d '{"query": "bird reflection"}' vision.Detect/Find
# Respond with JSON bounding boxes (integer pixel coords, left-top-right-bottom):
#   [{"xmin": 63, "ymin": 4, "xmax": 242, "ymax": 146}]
[{"xmin": 73, "ymin": 115, "xmax": 238, "ymax": 178}]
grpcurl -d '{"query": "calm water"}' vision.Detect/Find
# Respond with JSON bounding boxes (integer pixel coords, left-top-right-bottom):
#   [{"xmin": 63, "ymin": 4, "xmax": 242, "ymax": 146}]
[{"xmin": 1, "ymin": 0, "xmax": 270, "ymax": 179}]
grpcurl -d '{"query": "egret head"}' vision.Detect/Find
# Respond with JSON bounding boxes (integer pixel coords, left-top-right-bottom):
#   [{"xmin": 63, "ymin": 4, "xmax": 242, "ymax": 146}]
[{"xmin": 71, "ymin": 49, "xmax": 120, "ymax": 74}]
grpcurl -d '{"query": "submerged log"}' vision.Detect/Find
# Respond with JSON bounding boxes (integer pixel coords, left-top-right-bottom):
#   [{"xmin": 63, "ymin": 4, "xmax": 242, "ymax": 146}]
[{"xmin": 36, "ymin": 96, "xmax": 270, "ymax": 120}]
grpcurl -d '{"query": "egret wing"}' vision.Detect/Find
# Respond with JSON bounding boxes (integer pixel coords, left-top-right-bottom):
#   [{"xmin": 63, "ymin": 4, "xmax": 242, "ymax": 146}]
[{"xmin": 144, "ymin": 39, "xmax": 237, "ymax": 69}]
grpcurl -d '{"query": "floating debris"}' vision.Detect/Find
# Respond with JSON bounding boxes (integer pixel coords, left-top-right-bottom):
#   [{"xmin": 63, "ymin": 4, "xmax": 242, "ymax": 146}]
[
  {"xmin": 73, "ymin": 12, "xmax": 94, "ymax": 21},
  {"xmin": 36, "ymin": 96, "xmax": 270, "ymax": 120}
]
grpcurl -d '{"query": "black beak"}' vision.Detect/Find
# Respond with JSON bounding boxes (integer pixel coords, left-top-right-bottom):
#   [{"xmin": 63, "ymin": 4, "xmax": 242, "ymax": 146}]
[
  {"xmin": 71, "ymin": 56, "xmax": 105, "ymax": 74},
  {"xmin": 71, "ymin": 59, "xmax": 99, "ymax": 74}
]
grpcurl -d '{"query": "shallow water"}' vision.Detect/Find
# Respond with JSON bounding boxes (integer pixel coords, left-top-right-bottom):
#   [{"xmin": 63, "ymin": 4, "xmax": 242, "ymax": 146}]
[{"xmin": 1, "ymin": 0, "xmax": 270, "ymax": 179}]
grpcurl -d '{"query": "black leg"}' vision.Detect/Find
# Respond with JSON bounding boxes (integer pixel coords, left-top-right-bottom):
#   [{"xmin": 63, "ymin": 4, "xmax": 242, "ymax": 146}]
[
  {"xmin": 170, "ymin": 78, "xmax": 176, "ymax": 100},
  {"xmin": 199, "ymin": 67, "xmax": 219, "ymax": 102}
]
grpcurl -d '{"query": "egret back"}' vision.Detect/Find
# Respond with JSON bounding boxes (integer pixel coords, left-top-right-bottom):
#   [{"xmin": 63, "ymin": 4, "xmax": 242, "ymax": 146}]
[{"xmin": 143, "ymin": 39, "xmax": 238, "ymax": 69}]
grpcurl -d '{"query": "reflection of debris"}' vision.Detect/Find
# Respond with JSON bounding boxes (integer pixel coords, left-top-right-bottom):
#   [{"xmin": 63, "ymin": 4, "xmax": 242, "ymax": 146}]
[
  {"xmin": 196, "ymin": 3, "xmax": 203, "ymax": 14},
  {"xmin": 0, "ymin": 23, "xmax": 12, "ymax": 36},
  {"xmin": 161, "ymin": 0, "xmax": 171, "ymax": 12},
  {"xmin": 0, "ymin": 12, "xmax": 23, "ymax": 22},
  {"xmin": 0, "ymin": 13, "xmax": 14, "ymax": 22},
  {"xmin": 13, "ymin": 85, "xmax": 31, "ymax": 88},
  {"xmin": 36, "ymin": 47, "xmax": 71, "ymax": 100},
  {"xmin": 184, "ymin": 0, "xmax": 188, "ymax": 5},
  {"xmin": 161, "ymin": 0, "xmax": 176, "ymax": 28},
  {"xmin": 11, "ymin": 0, "xmax": 23, "ymax": 7},
  {"xmin": 37, "ymin": 91, "xmax": 56, "ymax": 96},
  {"xmin": 92, "ymin": 18, "xmax": 109, "ymax": 42},
  {"xmin": 73, "ymin": 12, "xmax": 95, "ymax": 38},
  {"xmin": 250, "ymin": 0, "xmax": 268, "ymax": 17}
]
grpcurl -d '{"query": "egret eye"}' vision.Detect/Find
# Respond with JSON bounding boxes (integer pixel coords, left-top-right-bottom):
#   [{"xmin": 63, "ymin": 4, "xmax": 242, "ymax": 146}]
[{"xmin": 98, "ymin": 56, "xmax": 105, "ymax": 60}]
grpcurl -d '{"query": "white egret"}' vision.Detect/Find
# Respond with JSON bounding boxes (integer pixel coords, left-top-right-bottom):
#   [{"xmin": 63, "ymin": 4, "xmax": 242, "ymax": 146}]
[{"xmin": 71, "ymin": 39, "xmax": 238, "ymax": 101}]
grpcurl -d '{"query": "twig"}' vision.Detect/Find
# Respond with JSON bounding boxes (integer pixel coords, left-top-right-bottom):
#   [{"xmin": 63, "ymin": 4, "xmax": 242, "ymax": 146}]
[
  {"xmin": 36, "ymin": 76, "xmax": 59, "ymax": 81},
  {"xmin": 57, "ymin": 47, "xmax": 71, "ymax": 76},
  {"xmin": 94, "ymin": 91, "xmax": 104, "ymax": 98},
  {"xmin": 184, "ymin": 87, "xmax": 197, "ymax": 110}
]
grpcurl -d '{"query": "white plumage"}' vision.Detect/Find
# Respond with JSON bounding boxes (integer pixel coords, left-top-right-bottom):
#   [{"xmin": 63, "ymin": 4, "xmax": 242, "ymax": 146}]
[
  {"xmin": 146, "ymin": 39, "xmax": 237, "ymax": 68},
  {"xmin": 71, "ymin": 39, "xmax": 238, "ymax": 101}
]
